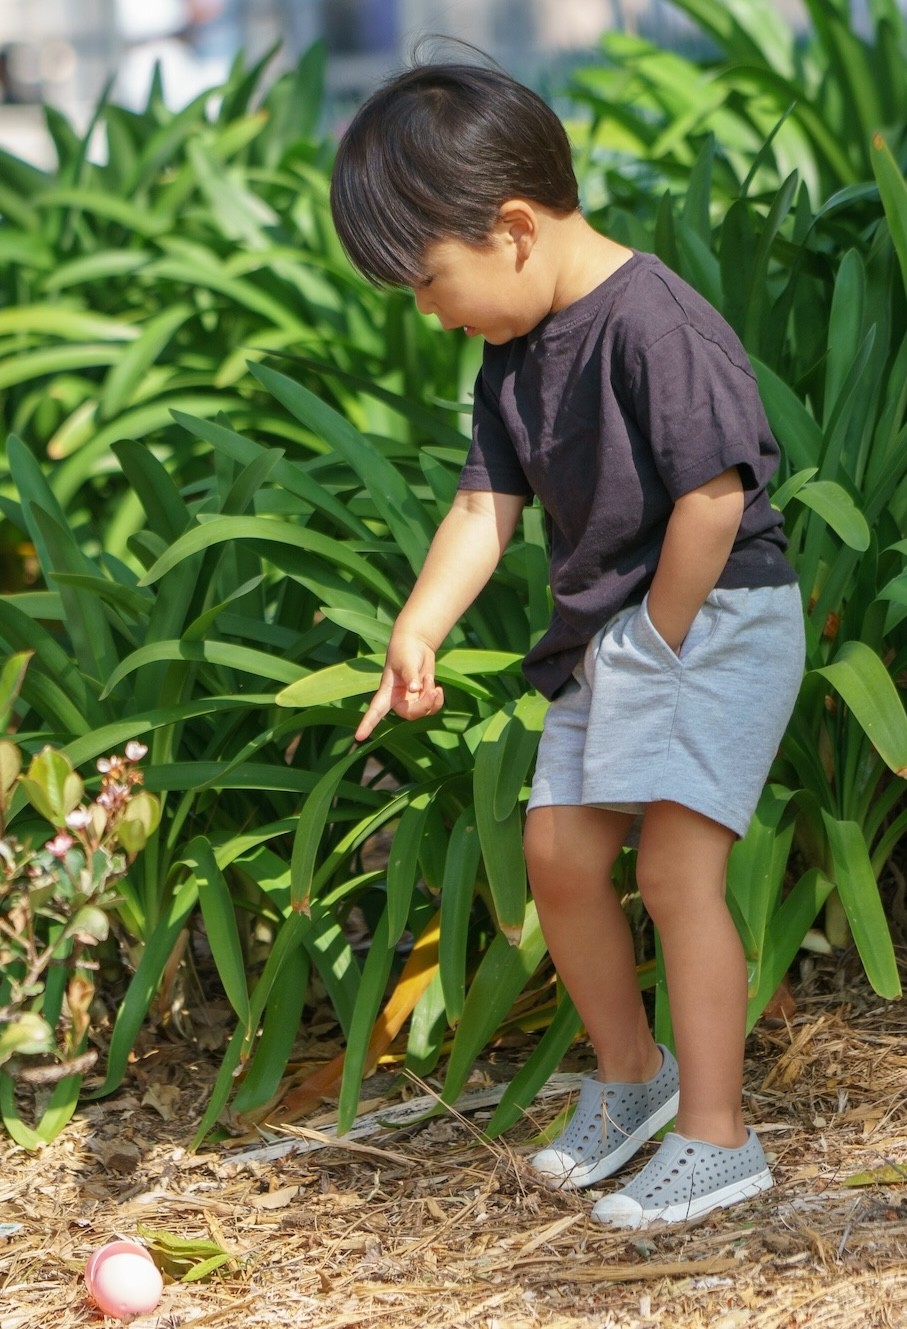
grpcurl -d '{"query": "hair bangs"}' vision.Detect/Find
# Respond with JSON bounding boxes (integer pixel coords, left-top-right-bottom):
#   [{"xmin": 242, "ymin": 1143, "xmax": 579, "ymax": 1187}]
[{"xmin": 330, "ymin": 56, "xmax": 579, "ymax": 286}]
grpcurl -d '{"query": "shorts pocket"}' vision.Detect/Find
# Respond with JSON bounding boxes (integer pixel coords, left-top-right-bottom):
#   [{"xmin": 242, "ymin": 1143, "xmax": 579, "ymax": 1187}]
[{"xmin": 628, "ymin": 592, "xmax": 723, "ymax": 668}]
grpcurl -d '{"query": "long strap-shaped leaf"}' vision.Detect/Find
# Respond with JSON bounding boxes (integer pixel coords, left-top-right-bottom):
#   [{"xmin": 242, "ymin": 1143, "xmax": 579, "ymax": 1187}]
[
  {"xmin": 814, "ymin": 640, "xmax": 907, "ymax": 777},
  {"xmin": 170, "ymin": 410, "xmax": 373, "ymax": 541},
  {"xmin": 474, "ymin": 694, "xmax": 546, "ymax": 944},
  {"xmin": 821, "ymin": 812, "xmax": 901, "ymax": 999},
  {"xmin": 250, "ymin": 362, "xmax": 434, "ymax": 574},
  {"xmin": 438, "ymin": 903, "xmax": 548, "ymax": 1110},
  {"xmin": 138, "ymin": 514, "xmax": 401, "ymax": 606},
  {"xmin": 439, "ymin": 807, "xmax": 482, "ymax": 1025},
  {"xmin": 273, "ymin": 912, "xmax": 442, "ymax": 1127},
  {"xmin": 184, "ymin": 836, "xmax": 252, "ymax": 1034},
  {"xmin": 872, "ymin": 132, "xmax": 907, "ymax": 300},
  {"xmin": 486, "ymin": 993, "xmax": 583, "ymax": 1139}
]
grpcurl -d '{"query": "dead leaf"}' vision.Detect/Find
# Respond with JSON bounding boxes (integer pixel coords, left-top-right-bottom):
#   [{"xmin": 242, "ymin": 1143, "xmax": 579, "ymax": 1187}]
[
  {"xmin": 250, "ymin": 1185, "xmax": 299, "ymax": 1210},
  {"xmin": 142, "ymin": 1083, "xmax": 182, "ymax": 1120},
  {"xmin": 94, "ymin": 1139, "xmax": 142, "ymax": 1174}
]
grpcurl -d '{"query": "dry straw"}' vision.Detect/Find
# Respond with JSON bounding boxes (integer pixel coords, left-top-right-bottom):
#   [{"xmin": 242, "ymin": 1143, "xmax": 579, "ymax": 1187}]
[{"xmin": 1, "ymin": 952, "xmax": 906, "ymax": 1329}]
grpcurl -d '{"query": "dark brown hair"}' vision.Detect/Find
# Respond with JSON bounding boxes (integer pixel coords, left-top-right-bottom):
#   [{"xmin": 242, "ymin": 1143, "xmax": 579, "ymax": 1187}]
[{"xmin": 330, "ymin": 59, "xmax": 579, "ymax": 287}]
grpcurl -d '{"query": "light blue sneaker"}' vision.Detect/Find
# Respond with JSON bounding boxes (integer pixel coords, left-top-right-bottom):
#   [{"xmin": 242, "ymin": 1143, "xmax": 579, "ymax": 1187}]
[
  {"xmin": 591, "ymin": 1127, "xmax": 773, "ymax": 1227},
  {"xmin": 530, "ymin": 1045, "xmax": 680, "ymax": 1190}
]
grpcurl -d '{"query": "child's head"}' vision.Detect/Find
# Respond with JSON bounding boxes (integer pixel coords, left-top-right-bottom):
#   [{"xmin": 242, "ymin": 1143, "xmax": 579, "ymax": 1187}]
[{"xmin": 330, "ymin": 58, "xmax": 579, "ymax": 289}]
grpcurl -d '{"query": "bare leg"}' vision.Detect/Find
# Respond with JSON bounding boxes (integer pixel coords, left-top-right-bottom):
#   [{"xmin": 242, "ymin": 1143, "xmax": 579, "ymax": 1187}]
[
  {"xmin": 636, "ymin": 801, "xmax": 746, "ymax": 1147},
  {"xmin": 524, "ymin": 804, "xmax": 661, "ymax": 1084}
]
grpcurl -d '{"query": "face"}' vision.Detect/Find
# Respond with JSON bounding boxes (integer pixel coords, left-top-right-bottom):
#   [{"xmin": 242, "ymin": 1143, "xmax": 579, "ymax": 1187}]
[{"xmin": 412, "ymin": 227, "xmax": 553, "ymax": 345}]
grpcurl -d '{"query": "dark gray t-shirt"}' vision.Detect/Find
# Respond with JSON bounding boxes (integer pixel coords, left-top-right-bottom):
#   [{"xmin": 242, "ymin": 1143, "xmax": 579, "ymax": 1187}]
[{"xmin": 458, "ymin": 251, "xmax": 797, "ymax": 699}]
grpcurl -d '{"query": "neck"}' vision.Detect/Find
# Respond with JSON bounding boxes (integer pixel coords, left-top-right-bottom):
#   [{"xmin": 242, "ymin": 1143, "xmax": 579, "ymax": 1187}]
[{"xmin": 547, "ymin": 213, "xmax": 633, "ymax": 313}]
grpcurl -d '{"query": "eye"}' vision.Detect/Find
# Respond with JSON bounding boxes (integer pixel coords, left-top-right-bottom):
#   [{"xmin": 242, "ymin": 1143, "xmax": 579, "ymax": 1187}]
[{"xmin": 417, "ymin": 275, "xmax": 434, "ymax": 289}]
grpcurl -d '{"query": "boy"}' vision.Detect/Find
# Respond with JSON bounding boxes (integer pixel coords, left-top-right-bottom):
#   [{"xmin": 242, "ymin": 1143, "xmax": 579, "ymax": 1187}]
[{"xmin": 330, "ymin": 56, "xmax": 804, "ymax": 1227}]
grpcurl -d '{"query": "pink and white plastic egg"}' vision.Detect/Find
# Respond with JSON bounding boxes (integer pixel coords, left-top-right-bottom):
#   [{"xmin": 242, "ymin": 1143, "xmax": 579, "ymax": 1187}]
[{"xmin": 84, "ymin": 1240, "xmax": 163, "ymax": 1320}]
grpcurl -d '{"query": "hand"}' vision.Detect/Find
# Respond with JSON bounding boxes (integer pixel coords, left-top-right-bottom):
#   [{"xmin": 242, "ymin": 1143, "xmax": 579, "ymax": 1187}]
[{"xmin": 354, "ymin": 635, "xmax": 445, "ymax": 741}]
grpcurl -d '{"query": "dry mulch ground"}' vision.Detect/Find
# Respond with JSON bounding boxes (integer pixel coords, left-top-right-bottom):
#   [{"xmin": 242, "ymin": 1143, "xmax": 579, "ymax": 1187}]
[{"xmin": 2, "ymin": 950, "xmax": 906, "ymax": 1329}]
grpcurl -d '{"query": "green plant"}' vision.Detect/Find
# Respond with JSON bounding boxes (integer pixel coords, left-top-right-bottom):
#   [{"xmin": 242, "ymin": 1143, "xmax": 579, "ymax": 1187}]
[
  {"xmin": 0, "ymin": 43, "xmax": 473, "ymax": 544},
  {"xmin": 570, "ymin": 3, "xmax": 907, "ymax": 1005},
  {"xmin": 2, "ymin": 8, "xmax": 905, "ymax": 1151},
  {"xmin": 0, "ymin": 656, "xmax": 161, "ymax": 1144},
  {"xmin": 570, "ymin": 0, "xmax": 907, "ymax": 218}
]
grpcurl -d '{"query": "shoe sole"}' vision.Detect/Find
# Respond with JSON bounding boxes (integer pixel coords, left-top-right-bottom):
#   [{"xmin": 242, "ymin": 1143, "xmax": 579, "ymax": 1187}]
[
  {"xmin": 532, "ymin": 1088, "xmax": 681, "ymax": 1190},
  {"xmin": 593, "ymin": 1167, "xmax": 773, "ymax": 1228}
]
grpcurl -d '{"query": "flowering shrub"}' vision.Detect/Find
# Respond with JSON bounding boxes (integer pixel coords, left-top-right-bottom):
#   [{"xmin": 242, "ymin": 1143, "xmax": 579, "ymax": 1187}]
[{"xmin": 0, "ymin": 741, "xmax": 160, "ymax": 1084}]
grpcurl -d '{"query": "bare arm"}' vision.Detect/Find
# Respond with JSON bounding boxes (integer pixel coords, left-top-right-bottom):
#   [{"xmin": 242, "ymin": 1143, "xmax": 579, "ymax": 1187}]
[
  {"xmin": 646, "ymin": 467, "xmax": 745, "ymax": 653},
  {"xmin": 355, "ymin": 489, "xmax": 526, "ymax": 740}
]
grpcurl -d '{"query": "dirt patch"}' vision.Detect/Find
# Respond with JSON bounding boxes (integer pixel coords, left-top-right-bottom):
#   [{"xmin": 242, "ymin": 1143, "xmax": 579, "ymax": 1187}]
[{"xmin": 2, "ymin": 950, "xmax": 906, "ymax": 1329}]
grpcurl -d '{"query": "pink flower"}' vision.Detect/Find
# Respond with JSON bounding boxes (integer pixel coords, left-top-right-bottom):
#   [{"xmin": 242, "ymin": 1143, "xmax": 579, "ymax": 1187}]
[
  {"xmin": 65, "ymin": 808, "xmax": 92, "ymax": 830},
  {"xmin": 46, "ymin": 833, "xmax": 74, "ymax": 858},
  {"xmin": 124, "ymin": 741, "xmax": 148, "ymax": 762},
  {"xmin": 97, "ymin": 784, "xmax": 130, "ymax": 810}
]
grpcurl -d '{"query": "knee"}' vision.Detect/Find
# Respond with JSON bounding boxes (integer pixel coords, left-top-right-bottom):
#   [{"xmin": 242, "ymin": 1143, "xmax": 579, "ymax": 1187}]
[
  {"xmin": 523, "ymin": 815, "xmax": 559, "ymax": 898},
  {"xmin": 634, "ymin": 848, "xmax": 678, "ymax": 929}
]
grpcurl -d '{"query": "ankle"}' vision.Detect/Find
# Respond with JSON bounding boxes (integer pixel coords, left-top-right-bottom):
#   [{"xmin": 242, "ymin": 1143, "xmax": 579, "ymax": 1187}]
[
  {"xmin": 674, "ymin": 1114, "xmax": 748, "ymax": 1149},
  {"xmin": 594, "ymin": 1042, "xmax": 664, "ymax": 1085}
]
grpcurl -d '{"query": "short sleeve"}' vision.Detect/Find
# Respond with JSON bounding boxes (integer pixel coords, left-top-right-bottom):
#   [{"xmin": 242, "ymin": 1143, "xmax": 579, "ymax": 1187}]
[
  {"xmin": 628, "ymin": 323, "xmax": 766, "ymax": 498},
  {"xmin": 458, "ymin": 368, "xmax": 534, "ymax": 497}
]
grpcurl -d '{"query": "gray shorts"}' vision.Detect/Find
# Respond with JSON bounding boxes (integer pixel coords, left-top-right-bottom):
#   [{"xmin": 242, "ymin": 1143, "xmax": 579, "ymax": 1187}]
[{"xmin": 527, "ymin": 583, "xmax": 804, "ymax": 838}]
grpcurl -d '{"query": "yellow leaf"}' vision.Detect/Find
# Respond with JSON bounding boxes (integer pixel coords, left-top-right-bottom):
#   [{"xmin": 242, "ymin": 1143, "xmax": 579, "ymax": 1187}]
[
  {"xmin": 276, "ymin": 912, "xmax": 441, "ymax": 1118},
  {"xmin": 843, "ymin": 1163, "xmax": 907, "ymax": 1187}
]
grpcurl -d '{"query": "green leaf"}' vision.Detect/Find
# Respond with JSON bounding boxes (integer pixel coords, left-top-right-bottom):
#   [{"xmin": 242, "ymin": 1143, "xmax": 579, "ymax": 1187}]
[
  {"xmin": 0, "ymin": 651, "xmax": 32, "ymax": 733},
  {"xmin": 337, "ymin": 911, "xmax": 396, "ymax": 1133},
  {"xmin": 191, "ymin": 910, "xmax": 313, "ymax": 1148},
  {"xmin": 821, "ymin": 813, "xmax": 901, "ymax": 999},
  {"xmin": 138, "ymin": 515, "xmax": 400, "ymax": 607},
  {"xmin": 170, "ymin": 410, "xmax": 372, "ymax": 541},
  {"xmin": 99, "ymin": 638, "xmax": 306, "ymax": 699},
  {"xmin": 29, "ymin": 506, "xmax": 121, "ymax": 688},
  {"xmin": 726, "ymin": 786, "xmax": 798, "ymax": 998},
  {"xmin": 230, "ymin": 948, "xmax": 309, "ymax": 1115},
  {"xmin": 87, "ymin": 876, "xmax": 200, "ymax": 1098},
  {"xmin": 872, "ymin": 132, "xmax": 907, "ymax": 298},
  {"xmin": 65, "ymin": 905, "xmax": 111, "ymax": 945},
  {"xmin": 753, "ymin": 359, "xmax": 825, "ymax": 471},
  {"xmin": 386, "ymin": 791, "xmax": 434, "ymax": 946},
  {"xmin": 34, "ymin": 186, "xmax": 173, "ymax": 236},
  {"xmin": 20, "ymin": 746, "xmax": 83, "ymax": 824},
  {"xmin": 486, "ymin": 993, "xmax": 583, "ymax": 1138},
  {"xmin": 290, "ymin": 746, "xmax": 372, "ymax": 912},
  {"xmin": 99, "ymin": 303, "xmax": 195, "ymax": 419},
  {"xmin": 0, "ymin": 344, "xmax": 121, "ymax": 391},
  {"xmin": 112, "ymin": 440, "xmax": 191, "ymax": 543},
  {"xmin": 0, "ymin": 1066, "xmax": 83, "ymax": 1146},
  {"xmin": 473, "ymin": 703, "xmax": 541, "ymax": 943},
  {"xmin": 438, "ymin": 808, "xmax": 481, "ymax": 1024},
  {"xmin": 276, "ymin": 657, "xmax": 383, "ymax": 707},
  {"xmin": 184, "ymin": 837, "xmax": 251, "ymax": 1030},
  {"xmin": 815, "ymin": 641, "xmax": 907, "ymax": 776},
  {"xmin": 745, "ymin": 867, "xmax": 835, "ymax": 1030},
  {"xmin": 0, "ymin": 740, "xmax": 22, "ymax": 818},
  {"xmin": 843, "ymin": 1163, "xmax": 907, "ymax": 1188},
  {"xmin": 0, "ymin": 1013, "xmax": 55, "ymax": 1066},
  {"xmin": 0, "ymin": 305, "xmax": 139, "ymax": 341},
  {"xmin": 439, "ymin": 903, "xmax": 548, "ymax": 1108},
  {"xmin": 250, "ymin": 362, "xmax": 434, "ymax": 573},
  {"xmin": 791, "ymin": 480, "xmax": 870, "ymax": 551}
]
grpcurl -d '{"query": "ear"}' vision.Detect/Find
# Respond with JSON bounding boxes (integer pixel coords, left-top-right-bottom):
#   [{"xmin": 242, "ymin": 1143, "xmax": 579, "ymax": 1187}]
[{"xmin": 496, "ymin": 199, "xmax": 540, "ymax": 261}]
